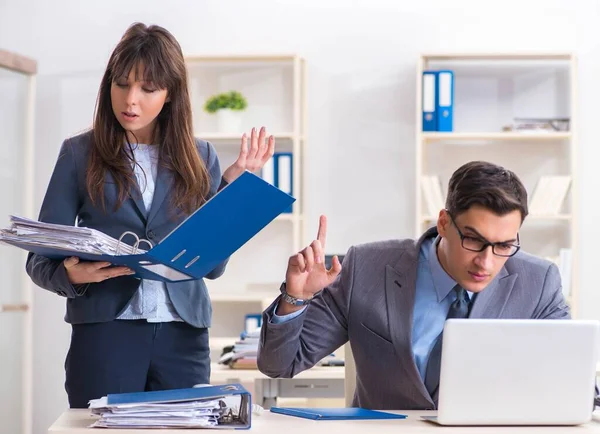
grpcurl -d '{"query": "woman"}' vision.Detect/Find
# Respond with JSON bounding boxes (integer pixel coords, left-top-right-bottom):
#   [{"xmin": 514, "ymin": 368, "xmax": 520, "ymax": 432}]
[{"xmin": 26, "ymin": 22, "xmax": 274, "ymax": 408}]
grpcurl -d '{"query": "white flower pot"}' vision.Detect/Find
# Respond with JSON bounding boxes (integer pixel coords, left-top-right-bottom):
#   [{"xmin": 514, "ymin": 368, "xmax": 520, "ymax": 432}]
[{"xmin": 216, "ymin": 109, "xmax": 243, "ymax": 133}]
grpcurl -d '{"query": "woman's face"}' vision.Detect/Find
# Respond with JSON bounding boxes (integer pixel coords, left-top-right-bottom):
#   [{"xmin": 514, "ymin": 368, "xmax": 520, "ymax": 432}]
[{"xmin": 110, "ymin": 63, "xmax": 169, "ymax": 144}]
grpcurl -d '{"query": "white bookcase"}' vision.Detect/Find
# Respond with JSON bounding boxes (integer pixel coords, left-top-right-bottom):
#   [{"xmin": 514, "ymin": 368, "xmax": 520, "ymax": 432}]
[
  {"xmin": 415, "ymin": 53, "xmax": 578, "ymax": 316},
  {"xmin": 0, "ymin": 49, "xmax": 36, "ymax": 434},
  {"xmin": 184, "ymin": 55, "xmax": 306, "ymax": 352}
]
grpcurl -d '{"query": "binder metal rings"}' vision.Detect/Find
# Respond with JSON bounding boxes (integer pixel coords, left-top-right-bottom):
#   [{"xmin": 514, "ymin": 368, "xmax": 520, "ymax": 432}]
[{"xmin": 116, "ymin": 231, "xmax": 152, "ymax": 255}]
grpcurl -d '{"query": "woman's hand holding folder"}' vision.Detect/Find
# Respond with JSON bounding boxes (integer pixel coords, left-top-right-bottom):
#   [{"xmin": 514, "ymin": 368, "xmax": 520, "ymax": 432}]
[{"xmin": 63, "ymin": 256, "xmax": 134, "ymax": 284}]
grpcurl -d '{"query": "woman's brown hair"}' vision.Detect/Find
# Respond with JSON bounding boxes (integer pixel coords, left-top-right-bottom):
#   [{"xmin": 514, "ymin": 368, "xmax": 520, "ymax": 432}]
[{"xmin": 88, "ymin": 22, "xmax": 210, "ymax": 215}]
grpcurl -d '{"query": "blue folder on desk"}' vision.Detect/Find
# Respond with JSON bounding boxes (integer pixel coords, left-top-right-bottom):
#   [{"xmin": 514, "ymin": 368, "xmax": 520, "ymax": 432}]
[
  {"xmin": 90, "ymin": 383, "xmax": 252, "ymax": 429},
  {"xmin": 270, "ymin": 407, "xmax": 407, "ymax": 420},
  {"xmin": 2, "ymin": 171, "xmax": 295, "ymax": 283}
]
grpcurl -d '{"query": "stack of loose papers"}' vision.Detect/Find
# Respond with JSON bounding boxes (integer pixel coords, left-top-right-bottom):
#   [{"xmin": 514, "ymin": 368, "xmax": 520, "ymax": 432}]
[
  {"xmin": 0, "ymin": 215, "xmax": 146, "ymax": 256},
  {"xmin": 89, "ymin": 396, "xmax": 225, "ymax": 428},
  {"xmin": 87, "ymin": 384, "xmax": 252, "ymax": 429},
  {"xmin": 219, "ymin": 328, "xmax": 260, "ymax": 369}
]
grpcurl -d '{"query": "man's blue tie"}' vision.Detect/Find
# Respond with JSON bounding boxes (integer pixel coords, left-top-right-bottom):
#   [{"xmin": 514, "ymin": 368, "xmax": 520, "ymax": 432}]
[{"xmin": 424, "ymin": 284, "xmax": 471, "ymax": 400}]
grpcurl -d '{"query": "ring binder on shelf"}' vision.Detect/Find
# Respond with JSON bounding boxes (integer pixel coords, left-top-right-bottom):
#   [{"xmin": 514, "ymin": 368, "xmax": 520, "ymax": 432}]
[
  {"xmin": 436, "ymin": 70, "xmax": 454, "ymax": 132},
  {"xmin": 422, "ymin": 71, "xmax": 438, "ymax": 132},
  {"xmin": 0, "ymin": 171, "xmax": 295, "ymax": 283}
]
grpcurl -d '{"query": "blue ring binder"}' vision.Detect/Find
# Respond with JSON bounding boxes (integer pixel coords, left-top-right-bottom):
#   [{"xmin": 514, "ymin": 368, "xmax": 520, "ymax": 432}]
[{"xmin": 0, "ymin": 171, "xmax": 296, "ymax": 283}]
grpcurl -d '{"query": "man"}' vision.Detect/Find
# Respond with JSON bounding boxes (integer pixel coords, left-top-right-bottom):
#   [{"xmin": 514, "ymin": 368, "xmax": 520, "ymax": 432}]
[{"xmin": 256, "ymin": 161, "xmax": 570, "ymax": 410}]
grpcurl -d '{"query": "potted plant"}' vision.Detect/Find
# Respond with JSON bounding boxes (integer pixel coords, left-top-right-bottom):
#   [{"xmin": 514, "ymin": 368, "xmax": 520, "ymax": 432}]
[{"xmin": 203, "ymin": 90, "xmax": 248, "ymax": 132}]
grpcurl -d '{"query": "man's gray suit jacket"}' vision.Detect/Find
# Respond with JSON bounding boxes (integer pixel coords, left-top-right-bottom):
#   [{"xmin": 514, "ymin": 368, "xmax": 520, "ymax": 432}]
[{"xmin": 257, "ymin": 227, "xmax": 570, "ymax": 409}]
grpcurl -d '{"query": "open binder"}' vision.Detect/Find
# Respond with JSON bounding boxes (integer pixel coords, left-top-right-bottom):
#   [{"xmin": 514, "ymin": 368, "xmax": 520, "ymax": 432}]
[
  {"xmin": 0, "ymin": 171, "xmax": 295, "ymax": 282},
  {"xmin": 89, "ymin": 383, "xmax": 252, "ymax": 429}
]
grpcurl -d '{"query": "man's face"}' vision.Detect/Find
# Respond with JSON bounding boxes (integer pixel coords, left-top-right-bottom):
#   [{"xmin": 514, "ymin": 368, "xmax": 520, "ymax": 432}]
[{"xmin": 437, "ymin": 205, "xmax": 522, "ymax": 293}]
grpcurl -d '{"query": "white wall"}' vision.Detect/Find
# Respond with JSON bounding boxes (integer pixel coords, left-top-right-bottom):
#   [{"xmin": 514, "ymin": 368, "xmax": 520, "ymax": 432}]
[{"xmin": 1, "ymin": 0, "xmax": 600, "ymax": 432}]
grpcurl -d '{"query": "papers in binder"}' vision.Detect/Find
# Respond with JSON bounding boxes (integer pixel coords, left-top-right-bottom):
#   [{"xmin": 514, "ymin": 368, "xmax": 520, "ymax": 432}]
[
  {"xmin": 0, "ymin": 215, "xmax": 148, "ymax": 256},
  {"xmin": 0, "ymin": 171, "xmax": 295, "ymax": 283},
  {"xmin": 88, "ymin": 383, "xmax": 252, "ymax": 429}
]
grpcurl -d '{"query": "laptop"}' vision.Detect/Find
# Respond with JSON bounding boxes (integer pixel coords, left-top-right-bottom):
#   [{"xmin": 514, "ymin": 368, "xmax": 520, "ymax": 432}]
[{"xmin": 422, "ymin": 319, "xmax": 599, "ymax": 426}]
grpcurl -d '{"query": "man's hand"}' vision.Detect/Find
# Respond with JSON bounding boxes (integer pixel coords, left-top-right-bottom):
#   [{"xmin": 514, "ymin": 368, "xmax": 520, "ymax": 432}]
[{"xmin": 277, "ymin": 215, "xmax": 342, "ymax": 315}]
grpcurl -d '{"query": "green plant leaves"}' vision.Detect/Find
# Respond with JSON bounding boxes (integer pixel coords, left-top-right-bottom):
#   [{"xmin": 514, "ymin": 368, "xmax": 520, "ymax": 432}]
[{"xmin": 204, "ymin": 90, "xmax": 248, "ymax": 113}]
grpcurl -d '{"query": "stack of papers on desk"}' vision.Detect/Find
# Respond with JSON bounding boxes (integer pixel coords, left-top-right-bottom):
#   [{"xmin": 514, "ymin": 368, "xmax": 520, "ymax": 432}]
[
  {"xmin": 219, "ymin": 328, "xmax": 260, "ymax": 369},
  {"xmin": 89, "ymin": 398, "xmax": 223, "ymax": 428},
  {"xmin": 88, "ymin": 384, "xmax": 252, "ymax": 429},
  {"xmin": 0, "ymin": 215, "xmax": 145, "ymax": 256}
]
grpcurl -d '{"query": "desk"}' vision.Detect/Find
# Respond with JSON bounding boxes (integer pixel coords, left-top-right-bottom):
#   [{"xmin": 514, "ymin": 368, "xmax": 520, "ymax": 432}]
[
  {"xmin": 48, "ymin": 409, "xmax": 600, "ymax": 433},
  {"xmin": 210, "ymin": 363, "xmax": 345, "ymax": 408},
  {"xmin": 210, "ymin": 363, "xmax": 600, "ymax": 409}
]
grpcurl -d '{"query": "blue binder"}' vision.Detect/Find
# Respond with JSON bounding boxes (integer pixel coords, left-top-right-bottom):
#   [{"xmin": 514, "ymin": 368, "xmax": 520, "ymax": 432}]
[
  {"xmin": 422, "ymin": 71, "xmax": 438, "ymax": 131},
  {"xmin": 103, "ymin": 383, "xmax": 252, "ymax": 429},
  {"xmin": 270, "ymin": 407, "xmax": 407, "ymax": 420},
  {"xmin": 244, "ymin": 313, "xmax": 262, "ymax": 332},
  {"xmin": 436, "ymin": 70, "xmax": 454, "ymax": 132},
  {"xmin": 106, "ymin": 383, "xmax": 248, "ymax": 405},
  {"xmin": 274, "ymin": 152, "xmax": 293, "ymax": 213},
  {"xmin": 5, "ymin": 171, "xmax": 295, "ymax": 283}
]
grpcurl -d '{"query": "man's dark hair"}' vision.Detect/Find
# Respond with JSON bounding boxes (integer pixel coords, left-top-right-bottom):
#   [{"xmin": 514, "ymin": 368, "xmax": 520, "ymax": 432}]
[{"xmin": 445, "ymin": 161, "xmax": 528, "ymax": 222}]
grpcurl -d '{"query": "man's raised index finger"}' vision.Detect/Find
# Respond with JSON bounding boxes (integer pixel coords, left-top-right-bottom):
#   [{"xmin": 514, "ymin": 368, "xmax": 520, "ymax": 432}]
[{"xmin": 317, "ymin": 215, "xmax": 327, "ymax": 248}]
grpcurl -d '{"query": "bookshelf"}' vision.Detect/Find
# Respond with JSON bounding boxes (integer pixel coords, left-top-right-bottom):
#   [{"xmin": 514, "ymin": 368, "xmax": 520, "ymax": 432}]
[
  {"xmin": 185, "ymin": 54, "xmax": 306, "ymax": 349},
  {"xmin": 0, "ymin": 49, "xmax": 36, "ymax": 434},
  {"xmin": 194, "ymin": 132, "xmax": 299, "ymax": 141},
  {"xmin": 415, "ymin": 52, "xmax": 578, "ymax": 316},
  {"xmin": 422, "ymin": 131, "xmax": 572, "ymax": 142}
]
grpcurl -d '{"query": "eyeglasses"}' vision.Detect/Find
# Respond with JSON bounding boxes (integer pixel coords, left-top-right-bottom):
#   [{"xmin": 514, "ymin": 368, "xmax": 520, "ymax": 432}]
[{"xmin": 448, "ymin": 213, "xmax": 521, "ymax": 258}]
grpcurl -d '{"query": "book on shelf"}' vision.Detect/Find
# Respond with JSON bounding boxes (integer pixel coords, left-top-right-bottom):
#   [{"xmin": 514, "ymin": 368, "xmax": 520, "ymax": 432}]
[
  {"xmin": 529, "ymin": 175, "xmax": 571, "ymax": 216},
  {"xmin": 260, "ymin": 152, "xmax": 293, "ymax": 213},
  {"xmin": 421, "ymin": 175, "xmax": 445, "ymax": 217}
]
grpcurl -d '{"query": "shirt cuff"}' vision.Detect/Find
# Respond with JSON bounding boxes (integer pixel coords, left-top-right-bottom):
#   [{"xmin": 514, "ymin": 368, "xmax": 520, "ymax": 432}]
[
  {"xmin": 270, "ymin": 301, "xmax": 306, "ymax": 324},
  {"xmin": 218, "ymin": 178, "xmax": 229, "ymax": 192}
]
